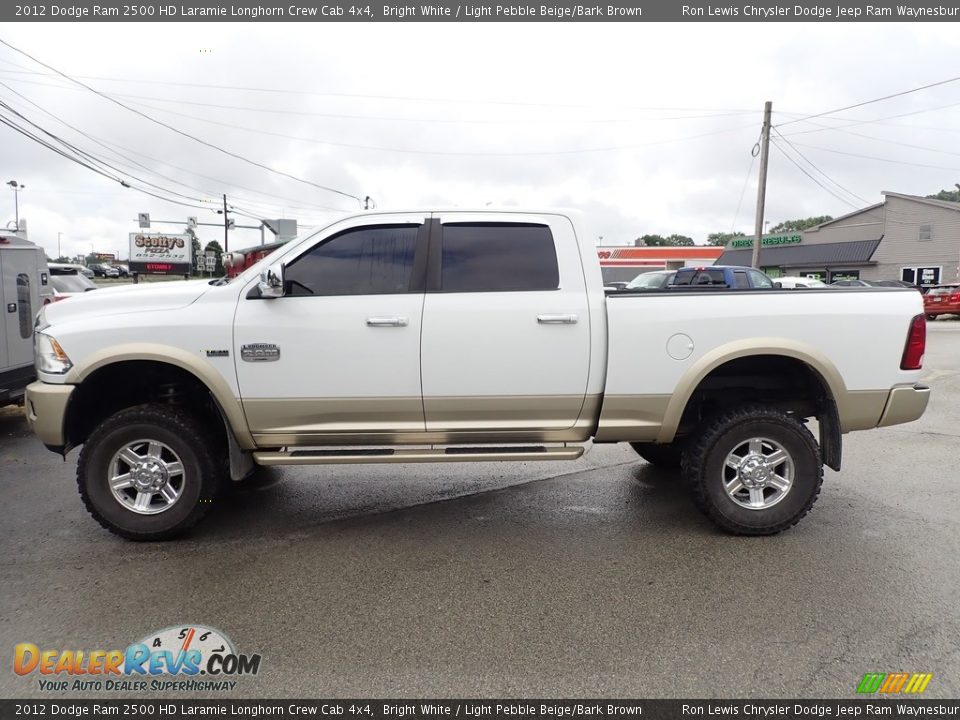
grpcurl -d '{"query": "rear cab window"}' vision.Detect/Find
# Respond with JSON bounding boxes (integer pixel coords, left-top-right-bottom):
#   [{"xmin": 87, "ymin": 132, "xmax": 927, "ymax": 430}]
[{"xmin": 438, "ymin": 223, "xmax": 559, "ymax": 292}]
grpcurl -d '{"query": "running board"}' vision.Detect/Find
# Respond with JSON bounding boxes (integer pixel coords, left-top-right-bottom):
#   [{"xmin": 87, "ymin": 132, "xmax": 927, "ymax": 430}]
[{"xmin": 253, "ymin": 446, "xmax": 585, "ymax": 465}]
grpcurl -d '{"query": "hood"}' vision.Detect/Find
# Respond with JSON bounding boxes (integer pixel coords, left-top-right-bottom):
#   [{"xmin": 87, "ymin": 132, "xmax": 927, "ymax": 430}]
[{"xmin": 42, "ymin": 279, "xmax": 213, "ymax": 326}]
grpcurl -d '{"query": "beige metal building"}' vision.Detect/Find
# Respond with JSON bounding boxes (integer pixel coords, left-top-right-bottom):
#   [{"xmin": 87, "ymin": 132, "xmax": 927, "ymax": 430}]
[{"xmin": 718, "ymin": 192, "xmax": 960, "ymax": 286}]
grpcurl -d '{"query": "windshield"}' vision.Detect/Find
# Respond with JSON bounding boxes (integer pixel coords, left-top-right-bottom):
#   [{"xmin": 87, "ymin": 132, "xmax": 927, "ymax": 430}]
[
  {"xmin": 51, "ymin": 274, "xmax": 97, "ymax": 293},
  {"xmin": 626, "ymin": 272, "xmax": 671, "ymax": 289}
]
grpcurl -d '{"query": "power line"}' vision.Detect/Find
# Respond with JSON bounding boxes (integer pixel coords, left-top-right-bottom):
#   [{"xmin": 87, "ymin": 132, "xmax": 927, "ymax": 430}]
[
  {"xmin": 0, "ymin": 37, "xmax": 364, "ymax": 207},
  {"xmin": 771, "ymin": 127, "xmax": 872, "ymax": 206},
  {"xmin": 770, "ymin": 138, "xmax": 862, "ymax": 211},
  {"xmin": 777, "ymin": 74, "xmax": 960, "ymax": 128},
  {"xmin": 0, "ymin": 62, "xmax": 759, "ymax": 113},
  {"xmin": 123, "ymin": 95, "xmax": 758, "ymax": 157},
  {"xmin": 778, "ymin": 99, "xmax": 960, "ymax": 137},
  {"xmin": 0, "ymin": 81, "xmax": 343, "ymax": 217},
  {"xmin": 0, "ymin": 73, "xmax": 757, "ymax": 126},
  {"xmin": 789, "ymin": 141, "xmax": 960, "ymax": 172},
  {"xmin": 730, "ymin": 147, "xmax": 757, "ymax": 233}
]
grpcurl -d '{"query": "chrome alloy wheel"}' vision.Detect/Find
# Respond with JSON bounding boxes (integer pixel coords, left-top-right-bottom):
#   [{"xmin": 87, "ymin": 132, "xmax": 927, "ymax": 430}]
[
  {"xmin": 107, "ymin": 439, "xmax": 185, "ymax": 515},
  {"xmin": 722, "ymin": 437, "xmax": 794, "ymax": 510}
]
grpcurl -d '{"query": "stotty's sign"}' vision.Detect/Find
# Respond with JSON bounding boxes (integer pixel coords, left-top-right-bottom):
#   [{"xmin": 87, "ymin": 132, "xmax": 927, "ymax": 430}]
[{"xmin": 129, "ymin": 232, "xmax": 192, "ymax": 275}]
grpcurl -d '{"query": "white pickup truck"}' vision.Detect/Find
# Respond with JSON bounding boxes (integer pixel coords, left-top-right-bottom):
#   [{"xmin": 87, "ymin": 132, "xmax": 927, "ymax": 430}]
[{"xmin": 25, "ymin": 210, "xmax": 930, "ymax": 540}]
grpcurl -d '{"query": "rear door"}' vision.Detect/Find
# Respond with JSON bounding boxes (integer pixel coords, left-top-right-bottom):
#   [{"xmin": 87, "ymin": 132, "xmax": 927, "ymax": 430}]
[{"xmin": 419, "ymin": 213, "xmax": 591, "ymax": 434}]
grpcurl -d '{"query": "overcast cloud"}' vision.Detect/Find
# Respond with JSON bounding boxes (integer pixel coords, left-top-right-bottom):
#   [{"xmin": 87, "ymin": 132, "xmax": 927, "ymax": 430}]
[{"xmin": 2, "ymin": 21, "xmax": 960, "ymax": 260}]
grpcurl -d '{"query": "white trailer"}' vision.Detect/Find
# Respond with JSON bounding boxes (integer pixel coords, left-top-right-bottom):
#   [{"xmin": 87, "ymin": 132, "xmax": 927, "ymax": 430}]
[{"xmin": 0, "ymin": 233, "xmax": 52, "ymax": 405}]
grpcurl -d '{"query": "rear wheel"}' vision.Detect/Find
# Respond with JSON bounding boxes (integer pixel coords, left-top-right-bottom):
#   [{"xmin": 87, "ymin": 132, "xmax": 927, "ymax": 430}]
[
  {"xmin": 630, "ymin": 441, "xmax": 683, "ymax": 469},
  {"xmin": 77, "ymin": 405, "xmax": 222, "ymax": 540},
  {"xmin": 682, "ymin": 406, "xmax": 823, "ymax": 535}
]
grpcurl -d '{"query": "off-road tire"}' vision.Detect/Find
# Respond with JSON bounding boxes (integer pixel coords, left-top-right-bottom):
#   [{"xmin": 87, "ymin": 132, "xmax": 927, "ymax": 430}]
[
  {"xmin": 77, "ymin": 404, "xmax": 223, "ymax": 541},
  {"xmin": 630, "ymin": 442, "xmax": 683, "ymax": 469},
  {"xmin": 681, "ymin": 405, "xmax": 823, "ymax": 536}
]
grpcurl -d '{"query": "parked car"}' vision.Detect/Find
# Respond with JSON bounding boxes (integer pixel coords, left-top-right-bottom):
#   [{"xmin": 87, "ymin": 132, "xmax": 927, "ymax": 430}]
[
  {"xmin": 670, "ymin": 265, "xmax": 775, "ymax": 289},
  {"xmin": 25, "ymin": 209, "xmax": 930, "ymax": 540},
  {"xmin": 922, "ymin": 284, "xmax": 960, "ymax": 320},
  {"xmin": 776, "ymin": 276, "xmax": 829, "ymax": 289},
  {"xmin": 48, "ymin": 263, "xmax": 99, "ymax": 300},
  {"xmin": 115, "ymin": 265, "xmax": 130, "ymax": 278},
  {"xmin": 830, "ymin": 279, "xmax": 878, "ymax": 287},
  {"xmin": 624, "ymin": 270, "xmax": 676, "ymax": 290},
  {"xmin": 875, "ymin": 280, "xmax": 921, "ymax": 291},
  {"xmin": 78, "ymin": 266, "xmax": 95, "ymax": 279}
]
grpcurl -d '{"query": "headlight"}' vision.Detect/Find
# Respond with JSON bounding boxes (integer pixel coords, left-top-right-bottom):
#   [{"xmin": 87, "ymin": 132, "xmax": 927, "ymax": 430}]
[{"xmin": 35, "ymin": 332, "xmax": 73, "ymax": 374}]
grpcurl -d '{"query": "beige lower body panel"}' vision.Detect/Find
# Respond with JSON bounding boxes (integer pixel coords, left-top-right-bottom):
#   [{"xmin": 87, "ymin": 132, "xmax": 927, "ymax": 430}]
[
  {"xmin": 248, "ymin": 394, "xmax": 600, "ymax": 448},
  {"xmin": 593, "ymin": 394, "xmax": 671, "ymax": 443},
  {"xmin": 838, "ymin": 390, "xmax": 894, "ymax": 432},
  {"xmin": 24, "ymin": 382, "xmax": 74, "ymax": 447},
  {"xmin": 877, "ymin": 384, "xmax": 930, "ymax": 428}
]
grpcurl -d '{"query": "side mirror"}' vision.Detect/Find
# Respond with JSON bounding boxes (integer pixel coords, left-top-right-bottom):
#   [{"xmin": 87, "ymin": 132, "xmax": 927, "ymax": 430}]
[{"xmin": 258, "ymin": 263, "xmax": 285, "ymax": 298}]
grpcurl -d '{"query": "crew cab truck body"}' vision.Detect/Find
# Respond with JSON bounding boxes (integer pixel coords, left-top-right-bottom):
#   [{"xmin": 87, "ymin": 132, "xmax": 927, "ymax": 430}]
[{"xmin": 24, "ymin": 210, "xmax": 930, "ymax": 539}]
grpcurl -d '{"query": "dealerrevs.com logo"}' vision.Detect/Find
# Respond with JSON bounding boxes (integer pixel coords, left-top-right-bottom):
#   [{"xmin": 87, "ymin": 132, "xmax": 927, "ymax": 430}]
[{"xmin": 14, "ymin": 624, "xmax": 262, "ymax": 693}]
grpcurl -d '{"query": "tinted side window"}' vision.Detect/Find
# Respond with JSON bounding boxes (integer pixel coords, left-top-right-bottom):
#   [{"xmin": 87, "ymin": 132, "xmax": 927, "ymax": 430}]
[
  {"xmin": 674, "ymin": 269, "xmax": 726, "ymax": 286},
  {"xmin": 285, "ymin": 225, "xmax": 419, "ymax": 296},
  {"xmin": 733, "ymin": 271, "xmax": 750, "ymax": 289},
  {"xmin": 748, "ymin": 270, "xmax": 773, "ymax": 288},
  {"xmin": 440, "ymin": 223, "xmax": 559, "ymax": 292},
  {"xmin": 16, "ymin": 274, "xmax": 31, "ymax": 339}
]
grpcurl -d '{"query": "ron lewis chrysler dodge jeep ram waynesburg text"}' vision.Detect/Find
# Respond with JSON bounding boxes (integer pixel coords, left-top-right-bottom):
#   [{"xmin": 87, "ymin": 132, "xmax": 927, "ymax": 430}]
[{"xmin": 24, "ymin": 210, "xmax": 930, "ymax": 540}]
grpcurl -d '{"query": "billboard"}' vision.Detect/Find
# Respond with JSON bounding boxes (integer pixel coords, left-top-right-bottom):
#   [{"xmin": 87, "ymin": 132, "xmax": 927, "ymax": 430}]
[{"xmin": 128, "ymin": 232, "xmax": 192, "ymax": 275}]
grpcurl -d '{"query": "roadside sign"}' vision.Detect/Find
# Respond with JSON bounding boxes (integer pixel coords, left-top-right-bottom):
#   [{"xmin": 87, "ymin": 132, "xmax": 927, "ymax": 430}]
[
  {"xmin": 205, "ymin": 256, "xmax": 216, "ymax": 269},
  {"xmin": 138, "ymin": 213, "xmax": 150, "ymax": 229}
]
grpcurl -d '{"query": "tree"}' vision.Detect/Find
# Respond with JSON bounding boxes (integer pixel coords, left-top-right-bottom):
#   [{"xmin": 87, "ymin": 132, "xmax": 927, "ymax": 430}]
[
  {"xmin": 768, "ymin": 216, "xmax": 833, "ymax": 233},
  {"xmin": 53, "ymin": 256, "xmax": 71, "ymax": 263},
  {"xmin": 204, "ymin": 240, "xmax": 225, "ymax": 276},
  {"xmin": 926, "ymin": 187, "xmax": 960, "ymax": 203},
  {"xmin": 635, "ymin": 233, "xmax": 694, "ymax": 247},
  {"xmin": 706, "ymin": 231, "xmax": 745, "ymax": 246},
  {"xmin": 191, "ymin": 235, "xmax": 202, "ymax": 277}
]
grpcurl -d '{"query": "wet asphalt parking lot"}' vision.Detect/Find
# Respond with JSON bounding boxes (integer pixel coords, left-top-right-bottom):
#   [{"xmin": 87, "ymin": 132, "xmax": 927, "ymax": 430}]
[{"xmin": 1, "ymin": 321, "xmax": 959, "ymax": 699}]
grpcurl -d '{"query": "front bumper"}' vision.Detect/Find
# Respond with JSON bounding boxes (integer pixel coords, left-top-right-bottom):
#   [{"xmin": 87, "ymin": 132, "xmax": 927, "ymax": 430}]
[
  {"xmin": 24, "ymin": 381, "xmax": 74, "ymax": 450},
  {"xmin": 877, "ymin": 384, "xmax": 930, "ymax": 428}
]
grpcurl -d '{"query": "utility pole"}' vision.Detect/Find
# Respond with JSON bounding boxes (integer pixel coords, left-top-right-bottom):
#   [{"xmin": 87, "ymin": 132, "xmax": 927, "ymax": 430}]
[
  {"xmin": 57, "ymin": 232, "xmax": 62, "ymax": 258},
  {"xmin": 222, "ymin": 193, "xmax": 229, "ymax": 252},
  {"xmin": 752, "ymin": 101, "xmax": 773, "ymax": 270}
]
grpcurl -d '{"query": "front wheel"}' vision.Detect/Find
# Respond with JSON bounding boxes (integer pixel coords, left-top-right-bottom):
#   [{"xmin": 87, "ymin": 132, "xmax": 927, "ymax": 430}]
[
  {"xmin": 682, "ymin": 406, "xmax": 823, "ymax": 535},
  {"xmin": 77, "ymin": 405, "xmax": 222, "ymax": 540}
]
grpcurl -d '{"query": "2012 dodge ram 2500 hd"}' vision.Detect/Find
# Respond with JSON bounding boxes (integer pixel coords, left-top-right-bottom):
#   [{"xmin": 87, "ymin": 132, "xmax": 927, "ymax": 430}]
[{"xmin": 25, "ymin": 210, "xmax": 931, "ymax": 540}]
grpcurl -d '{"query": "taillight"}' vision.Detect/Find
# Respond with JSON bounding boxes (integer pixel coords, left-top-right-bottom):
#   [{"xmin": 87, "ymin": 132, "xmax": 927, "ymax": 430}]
[
  {"xmin": 951, "ymin": 291, "xmax": 960, "ymax": 303},
  {"xmin": 900, "ymin": 314, "xmax": 926, "ymax": 370}
]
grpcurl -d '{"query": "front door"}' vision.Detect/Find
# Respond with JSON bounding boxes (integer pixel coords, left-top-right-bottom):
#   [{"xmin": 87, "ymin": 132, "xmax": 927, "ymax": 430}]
[{"xmin": 233, "ymin": 215, "xmax": 429, "ymax": 445}]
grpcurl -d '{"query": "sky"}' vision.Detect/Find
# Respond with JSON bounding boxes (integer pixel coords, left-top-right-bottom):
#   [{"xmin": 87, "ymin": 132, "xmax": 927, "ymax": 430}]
[{"xmin": 2, "ymin": 21, "xmax": 960, "ymax": 261}]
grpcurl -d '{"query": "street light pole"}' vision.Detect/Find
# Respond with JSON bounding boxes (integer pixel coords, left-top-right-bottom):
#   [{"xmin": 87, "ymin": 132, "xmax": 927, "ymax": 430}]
[
  {"xmin": 7, "ymin": 180, "xmax": 24, "ymax": 228},
  {"xmin": 58, "ymin": 232, "xmax": 63, "ymax": 258}
]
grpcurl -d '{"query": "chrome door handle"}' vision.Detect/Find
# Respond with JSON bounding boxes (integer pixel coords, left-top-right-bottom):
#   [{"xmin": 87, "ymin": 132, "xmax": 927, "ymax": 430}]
[
  {"xmin": 537, "ymin": 314, "xmax": 578, "ymax": 325},
  {"xmin": 366, "ymin": 316, "xmax": 408, "ymax": 327}
]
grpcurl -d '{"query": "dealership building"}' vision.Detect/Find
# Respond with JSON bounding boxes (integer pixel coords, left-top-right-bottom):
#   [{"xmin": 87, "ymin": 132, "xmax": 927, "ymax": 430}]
[{"xmin": 718, "ymin": 191, "xmax": 960, "ymax": 286}]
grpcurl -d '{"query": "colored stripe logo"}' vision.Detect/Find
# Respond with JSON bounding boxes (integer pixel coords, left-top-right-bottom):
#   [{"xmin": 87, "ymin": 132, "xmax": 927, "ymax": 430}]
[{"xmin": 856, "ymin": 673, "xmax": 933, "ymax": 694}]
